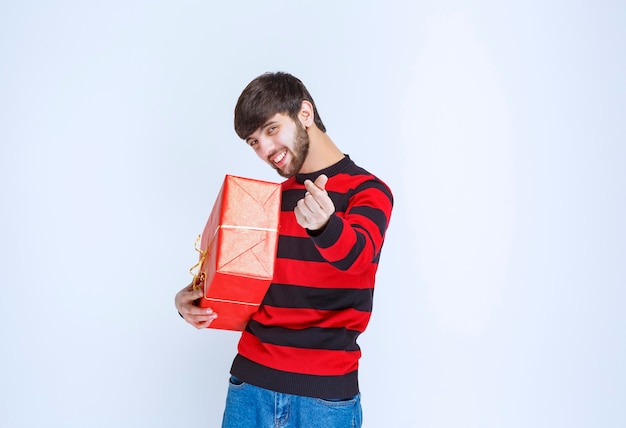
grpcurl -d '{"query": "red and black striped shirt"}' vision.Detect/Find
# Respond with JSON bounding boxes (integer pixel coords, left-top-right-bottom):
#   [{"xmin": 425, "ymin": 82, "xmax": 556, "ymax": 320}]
[{"xmin": 230, "ymin": 155, "xmax": 393, "ymax": 399}]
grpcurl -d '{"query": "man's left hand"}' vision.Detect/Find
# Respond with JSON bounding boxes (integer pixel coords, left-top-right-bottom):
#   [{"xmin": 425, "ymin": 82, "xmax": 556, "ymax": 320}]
[{"xmin": 295, "ymin": 174, "xmax": 335, "ymax": 231}]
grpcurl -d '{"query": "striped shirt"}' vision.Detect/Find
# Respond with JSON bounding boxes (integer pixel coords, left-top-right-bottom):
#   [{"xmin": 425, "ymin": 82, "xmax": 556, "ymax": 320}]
[{"xmin": 230, "ymin": 155, "xmax": 394, "ymax": 399}]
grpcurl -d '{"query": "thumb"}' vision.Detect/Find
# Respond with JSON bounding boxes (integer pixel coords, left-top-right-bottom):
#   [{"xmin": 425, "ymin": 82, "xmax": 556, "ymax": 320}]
[
  {"xmin": 313, "ymin": 174, "xmax": 328, "ymax": 191},
  {"xmin": 192, "ymin": 286, "xmax": 204, "ymax": 299}
]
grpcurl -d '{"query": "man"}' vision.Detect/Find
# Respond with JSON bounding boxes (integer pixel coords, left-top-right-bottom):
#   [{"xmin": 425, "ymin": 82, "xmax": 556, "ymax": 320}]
[{"xmin": 175, "ymin": 72, "xmax": 393, "ymax": 427}]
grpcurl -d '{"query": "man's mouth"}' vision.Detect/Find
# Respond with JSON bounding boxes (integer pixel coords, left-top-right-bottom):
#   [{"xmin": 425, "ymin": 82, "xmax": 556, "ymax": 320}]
[{"xmin": 271, "ymin": 149, "xmax": 287, "ymax": 165}]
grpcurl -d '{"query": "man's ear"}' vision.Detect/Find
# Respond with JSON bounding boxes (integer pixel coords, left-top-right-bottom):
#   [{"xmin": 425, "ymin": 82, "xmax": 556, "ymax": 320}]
[{"xmin": 298, "ymin": 100, "xmax": 315, "ymax": 128}]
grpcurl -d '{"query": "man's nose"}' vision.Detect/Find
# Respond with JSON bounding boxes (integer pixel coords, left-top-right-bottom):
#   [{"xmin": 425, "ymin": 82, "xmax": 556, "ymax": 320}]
[{"xmin": 256, "ymin": 137, "xmax": 274, "ymax": 159}]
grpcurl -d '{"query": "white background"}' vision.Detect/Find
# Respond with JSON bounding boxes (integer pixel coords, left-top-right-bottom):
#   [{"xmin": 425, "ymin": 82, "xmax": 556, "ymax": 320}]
[{"xmin": 1, "ymin": 1, "xmax": 624, "ymax": 427}]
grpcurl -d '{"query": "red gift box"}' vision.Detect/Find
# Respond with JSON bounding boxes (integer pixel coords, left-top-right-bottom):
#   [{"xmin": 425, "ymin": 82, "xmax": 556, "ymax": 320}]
[{"xmin": 192, "ymin": 175, "xmax": 281, "ymax": 331}]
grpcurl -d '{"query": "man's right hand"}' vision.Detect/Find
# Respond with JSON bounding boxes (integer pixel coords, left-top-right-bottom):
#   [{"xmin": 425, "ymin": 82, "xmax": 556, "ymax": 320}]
[{"xmin": 175, "ymin": 282, "xmax": 218, "ymax": 329}]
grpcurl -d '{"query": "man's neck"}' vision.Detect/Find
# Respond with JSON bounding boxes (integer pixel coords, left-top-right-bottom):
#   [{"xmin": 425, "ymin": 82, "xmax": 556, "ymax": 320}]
[{"xmin": 299, "ymin": 126, "xmax": 345, "ymax": 174}]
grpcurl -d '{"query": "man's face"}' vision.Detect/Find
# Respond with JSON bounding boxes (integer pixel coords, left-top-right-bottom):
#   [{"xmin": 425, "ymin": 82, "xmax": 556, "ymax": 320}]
[{"xmin": 245, "ymin": 113, "xmax": 309, "ymax": 178}]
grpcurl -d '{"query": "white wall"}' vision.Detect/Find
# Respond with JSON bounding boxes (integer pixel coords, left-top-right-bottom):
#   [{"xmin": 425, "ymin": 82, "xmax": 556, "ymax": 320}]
[{"xmin": 1, "ymin": 1, "xmax": 624, "ymax": 427}]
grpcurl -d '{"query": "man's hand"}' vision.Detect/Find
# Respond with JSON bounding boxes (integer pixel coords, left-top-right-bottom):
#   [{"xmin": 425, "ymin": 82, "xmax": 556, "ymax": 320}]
[
  {"xmin": 295, "ymin": 174, "xmax": 335, "ymax": 231},
  {"xmin": 175, "ymin": 282, "xmax": 218, "ymax": 329}
]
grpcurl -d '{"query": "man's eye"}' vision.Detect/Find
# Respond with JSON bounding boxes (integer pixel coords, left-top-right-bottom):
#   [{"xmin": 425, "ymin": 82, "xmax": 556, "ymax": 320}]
[
  {"xmin": 248, "ymin": 140, "xmax": 257, "ymax": 147},
  {"xmin": 268, "ymin": 126, "xmax": 277, "ymax": 134}
]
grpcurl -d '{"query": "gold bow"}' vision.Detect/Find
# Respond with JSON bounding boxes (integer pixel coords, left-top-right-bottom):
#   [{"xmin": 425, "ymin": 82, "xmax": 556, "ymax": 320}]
[{"xmin": 189, "ymin": 234, "xmax": 208, "ymax": 291}]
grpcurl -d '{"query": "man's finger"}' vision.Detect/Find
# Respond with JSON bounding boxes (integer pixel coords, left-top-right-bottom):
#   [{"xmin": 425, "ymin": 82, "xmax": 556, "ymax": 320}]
[
  {"xmin": 294, "ymin": 203, "xmax": 308, "ymax": 227},
  {"xmin": 304, "ymin": 174, "xmax": 328, "ymax": 193},
  {"xmin": 304, "ymin": 180, "xmax": 327, "ymax": 204},
  {"xmin": 313, "ymin": 174, "xmax": 328, "ymax": 190},
  {"xmin": 302, "ymin": 192, "xmax": 318, "ymax": 210},
  {"xmin": 187, "ymin": 305, "xmax": 215, "ymax": 317},
  {"xmin": 304, "ymin": 181, "xmax": 334, "ymax": 215}
]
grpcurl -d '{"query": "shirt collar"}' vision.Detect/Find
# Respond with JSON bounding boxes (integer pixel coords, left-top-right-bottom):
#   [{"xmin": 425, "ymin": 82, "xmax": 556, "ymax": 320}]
[{"xmin": 294, "ymin": 154, "xmax": 352, "ymax": 184}]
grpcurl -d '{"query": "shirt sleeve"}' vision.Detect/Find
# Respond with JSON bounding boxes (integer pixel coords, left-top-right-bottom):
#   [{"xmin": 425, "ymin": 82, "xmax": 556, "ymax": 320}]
[{"xmin": 309, "ymin": 178, "xmax": 393, "ymax": 273}]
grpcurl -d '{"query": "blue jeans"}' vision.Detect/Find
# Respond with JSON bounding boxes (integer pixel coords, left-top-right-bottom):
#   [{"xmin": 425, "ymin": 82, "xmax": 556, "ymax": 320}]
[{"xmin": 221, "ymin": 376, "xmax": 362, "ymax": 428}]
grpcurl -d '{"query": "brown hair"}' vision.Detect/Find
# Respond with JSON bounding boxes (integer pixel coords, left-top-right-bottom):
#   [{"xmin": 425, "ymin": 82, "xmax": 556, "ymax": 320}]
[{"xmin": 234, "ymin": 72, "xmax": 326, "ymax": 139}]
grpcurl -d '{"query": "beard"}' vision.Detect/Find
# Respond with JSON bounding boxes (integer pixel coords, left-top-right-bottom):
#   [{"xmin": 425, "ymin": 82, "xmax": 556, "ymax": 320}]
[{"xmin": 275, "ymin": 120, "xmax": 310, "ymax": 178}]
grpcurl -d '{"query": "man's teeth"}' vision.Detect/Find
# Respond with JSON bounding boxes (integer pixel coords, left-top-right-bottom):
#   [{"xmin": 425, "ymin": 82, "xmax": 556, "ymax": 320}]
[{"xmin": 273, "ymin": 150, "xmax": 286, "ymax": 164}]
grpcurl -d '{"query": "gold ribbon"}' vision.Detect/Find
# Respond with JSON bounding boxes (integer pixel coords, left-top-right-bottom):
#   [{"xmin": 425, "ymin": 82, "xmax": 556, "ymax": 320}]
[{"xmin": 189, "ymin": 234, "xmax": 207, "ymax": 291}]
